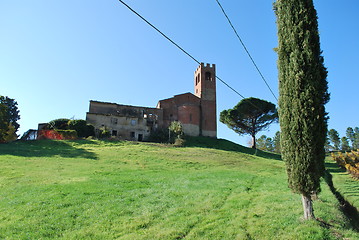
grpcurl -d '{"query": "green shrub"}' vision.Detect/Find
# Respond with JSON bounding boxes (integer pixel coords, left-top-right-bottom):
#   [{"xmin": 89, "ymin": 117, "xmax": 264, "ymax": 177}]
[
  {"xmin": 56, "ymin": 130, "xmax": 78, "ymax": 140},
  {"xmin": 169, "ymin": 121, "xmax": 183, "ymax": 138},
  {"xmin": 48, "ymin": 118, "xmax": 70, "ymax": 130},
  {"xmin": 68, "ymin": 120, "xmax": 95, "ymax": 138},
  {"xmin": 147, "ymin": 128, "xmax": 169, "ymax": 143},
  {"xmin": 98, "ymin": 127, "xmax": 111, "ymax": 139},
  {"xmin": 173, "ymin": 137, "xmax": 186, "ymax": 147},
  {"xmin": 1, "ymin": 123, "xmax": 17, "ymax": 143}
]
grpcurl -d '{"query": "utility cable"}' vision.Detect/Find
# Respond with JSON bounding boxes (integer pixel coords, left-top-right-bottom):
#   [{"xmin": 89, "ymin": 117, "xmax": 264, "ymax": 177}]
[
  {"xmin": 117, "ymin": 0, "xmax": 263, "ymax": 111},
  {"xmin": 215, "ymin": 0, "xmax": 278, "ymax": 102},
  {"xmin": 118, "ymin": 0, "xmax": 200, "ymax": 65}
]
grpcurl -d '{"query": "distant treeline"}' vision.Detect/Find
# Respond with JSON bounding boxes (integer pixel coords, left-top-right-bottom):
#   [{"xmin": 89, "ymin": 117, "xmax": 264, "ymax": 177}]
[
  {"xmin": 327, "ymin": 127, "xmax": 359, "ymax": 152},
  {"xmin": 256, "ymin": 127, "xmax": 359, "ymax": 153}
]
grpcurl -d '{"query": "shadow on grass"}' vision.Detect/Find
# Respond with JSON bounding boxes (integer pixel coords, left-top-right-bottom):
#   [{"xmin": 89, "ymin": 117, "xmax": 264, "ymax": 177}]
[
  {"xmin": 184, "ymin": 136, "xmax": 282, "ymax": 161},
  {"xmin": 324, "ymin": 171, "xmax": 359, "ymax": 232},
  {"xmin": 324, "ymin": 161, "xmax": 347, "ymax": 174},
  {"xmin": 0, "ymin": 140, "xmax": 98, "ymax": 160}
]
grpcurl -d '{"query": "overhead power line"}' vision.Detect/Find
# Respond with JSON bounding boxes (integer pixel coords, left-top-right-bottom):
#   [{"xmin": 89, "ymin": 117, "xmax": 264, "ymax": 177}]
[
  {"xmin": 215, "ymin": 0, "xmax": 278, "ymax": 102},
  {"xmin": 117, "ymin": 0, "xmax": 263, "ymax": 111},
  {"xmin": 117, "ymin": 0, "xmax": 246, "ymax": 97},
  {"xmin": 118, "ymin": 0, "xmax": 200, "ymax": 65}
]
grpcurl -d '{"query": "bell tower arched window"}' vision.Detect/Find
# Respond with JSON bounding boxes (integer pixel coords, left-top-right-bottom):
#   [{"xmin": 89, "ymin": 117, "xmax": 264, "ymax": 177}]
[{"xmin": 205, "ymin": 72, "xmax": 212, "ymax": 81}]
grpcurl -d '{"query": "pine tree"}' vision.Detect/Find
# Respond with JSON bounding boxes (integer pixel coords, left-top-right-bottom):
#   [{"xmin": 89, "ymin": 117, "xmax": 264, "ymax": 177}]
[
  {"xmin": 256, "ymin": 135, "xmax": 275, "ymax": 152},
  {"xmin": 256, "ymin": 135, "xmax": 269, "ymax": 151},
  {"xmin": 340, "ymin": 137, "xmax": 350, "ymax": 152},
  {"xmin": 346, "ymin": 127, "xmax": 355, "ymax": 150},
  {"xmin": 328, "ymin": 129, "xmax": 340, "ymax": 151},
  {"xmin": 354, "ymin": 127, "xmax": 359, "ymax": 150},
  {"xmin": 220, "ymin": 97, "xmax": 278, "ymax": 149},
  {"xmin": 273, "ymin": 131, "xmax": 281, "ymax": 153},
  {"xmin": 265, "ymin": 137, "xmax": 274, "ymax": 152},
  {"xmin": 274, "ymin": 0, "xmax": 329, "ymax": 220}
]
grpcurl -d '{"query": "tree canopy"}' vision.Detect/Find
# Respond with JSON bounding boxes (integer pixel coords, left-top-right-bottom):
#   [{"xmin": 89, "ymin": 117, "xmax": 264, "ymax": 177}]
[
  {"xmin": 328, "ymin": 129, "xmax": 340, "ymax": 151},
  {"xmin": 0, "ymin": 96, "xmax": 20, "ymax": 143},
  {"xmin": 219, "ymin": 97, "xmax": 278, "ymax": 149},
  {"xmin": 346, "ymin": 127, "xmax": 359, "ymax": 150},
  {"xmin": 257, "ymin": 131, "xmax": 281, "ymax": 153},
  {"xmin": 0, "ymin": 103, "xmax": 9, "ymax": 142},
  {"xmin": 340, "ymin": 137, "xmax": 350, "ymax": 152},
  {"xmin": 256, "ymin": 135, "xmax": 274, "ymax": 152},
  {"xmin": 0, "ymin": 96, "xmax": 20, "ymax": 132}
]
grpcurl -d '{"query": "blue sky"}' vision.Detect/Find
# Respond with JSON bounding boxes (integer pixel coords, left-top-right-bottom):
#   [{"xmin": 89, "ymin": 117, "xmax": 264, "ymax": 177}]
[{"xmin": 1, "ymin": 0, "xmax": 358, "ymax": 146}]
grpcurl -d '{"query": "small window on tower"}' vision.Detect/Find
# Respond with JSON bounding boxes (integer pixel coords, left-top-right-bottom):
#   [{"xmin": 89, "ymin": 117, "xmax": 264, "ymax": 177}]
[
  {"xmin": 205, "ymin": 72, "xmax": 212, "ymax": 81},
  {"xmin": 198, "ymin": 74, "xmax": 201, "ymax": 83}
]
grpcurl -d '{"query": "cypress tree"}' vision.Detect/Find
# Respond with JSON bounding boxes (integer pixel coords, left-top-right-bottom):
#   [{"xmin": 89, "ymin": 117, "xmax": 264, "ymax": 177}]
[{"xmin": 274, "ymin": 0, "xmax": 330, "ymax": 219}]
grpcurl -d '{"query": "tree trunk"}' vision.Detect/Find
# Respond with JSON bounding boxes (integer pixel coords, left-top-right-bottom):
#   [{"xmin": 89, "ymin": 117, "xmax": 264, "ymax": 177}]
[
  {"xmin": 301, "ymin": 194, "xmax": 315, "ymax": 220},
  {"xmin": 251, "ymin": 134, "xmax": 256, "ymax": 149}
]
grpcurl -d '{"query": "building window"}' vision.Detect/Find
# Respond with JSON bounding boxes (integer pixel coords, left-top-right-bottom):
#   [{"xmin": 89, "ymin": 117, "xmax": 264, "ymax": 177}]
[
  {"xmin": 112, "ymin": 130, "xmax": 117, "ymax": 136},
  {"xmin": 111, "ymin": 118, "xmax": 118, "ymax": 124},
  {"xmin": 131, "ymin": 119, "xmax": 137, "ymax": 126},
  {"xmin": 130, "ymin": 132, "xmax": 135, "ymax": 138},
  {"xmin": 205, "ymin": 72, "xmax": 212, "ymax": 81}
]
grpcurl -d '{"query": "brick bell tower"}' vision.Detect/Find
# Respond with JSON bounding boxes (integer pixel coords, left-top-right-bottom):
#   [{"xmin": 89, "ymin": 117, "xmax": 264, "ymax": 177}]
[{"xmin": 194, "ymin": 63, "xmax": 217, "ymax": 137}]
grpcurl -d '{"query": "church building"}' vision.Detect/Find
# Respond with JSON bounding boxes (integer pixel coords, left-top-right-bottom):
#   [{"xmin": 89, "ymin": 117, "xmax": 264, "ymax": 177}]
[{"xmin": 86, "ymin": 63, "xmax": 217, "ymax": 140}]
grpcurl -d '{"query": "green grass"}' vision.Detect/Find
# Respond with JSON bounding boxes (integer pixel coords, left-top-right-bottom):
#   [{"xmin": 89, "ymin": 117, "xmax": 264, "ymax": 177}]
[
  {"xmin": 325, "ymin": 156, "xmax": 359, "ymax": 210},
  {"xmin": 184, "ymin": 136, "xmax": 282, "ymax": 160},
  {"xmin": 0, "ymin": 139, "xmax": 358, "ymax": 239}
]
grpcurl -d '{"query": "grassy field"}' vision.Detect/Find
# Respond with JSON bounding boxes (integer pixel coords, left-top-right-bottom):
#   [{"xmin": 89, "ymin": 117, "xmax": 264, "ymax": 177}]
[
  {"xmin": 325, "ymin": 156, "xmax": 359, "ymax": 212},
  {"xmin": 0, "ymin": 139, "xmax": 358, "ymax": 239}
]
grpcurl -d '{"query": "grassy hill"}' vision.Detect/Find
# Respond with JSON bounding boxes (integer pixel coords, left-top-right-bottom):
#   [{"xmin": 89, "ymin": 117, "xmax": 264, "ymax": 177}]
[{"xmin": 0, "ymin": 139, "xmax": 358, "ymax": 239}]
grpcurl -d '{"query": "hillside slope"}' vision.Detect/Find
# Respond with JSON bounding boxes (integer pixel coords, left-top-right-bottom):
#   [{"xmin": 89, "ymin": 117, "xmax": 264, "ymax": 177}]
[{"xmin": 0, "ymin": 139, "xmax": 357, "ymax": 239}]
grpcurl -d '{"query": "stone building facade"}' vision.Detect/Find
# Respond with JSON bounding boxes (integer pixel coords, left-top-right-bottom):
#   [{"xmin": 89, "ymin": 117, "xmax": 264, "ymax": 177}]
[
  {"xmin": 86, "ymin": 63, "xmax": 217, "ymax": 140},
  {"xmin": 86, "ymin": 102, "xmax": 163, "ymax": 141}
]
